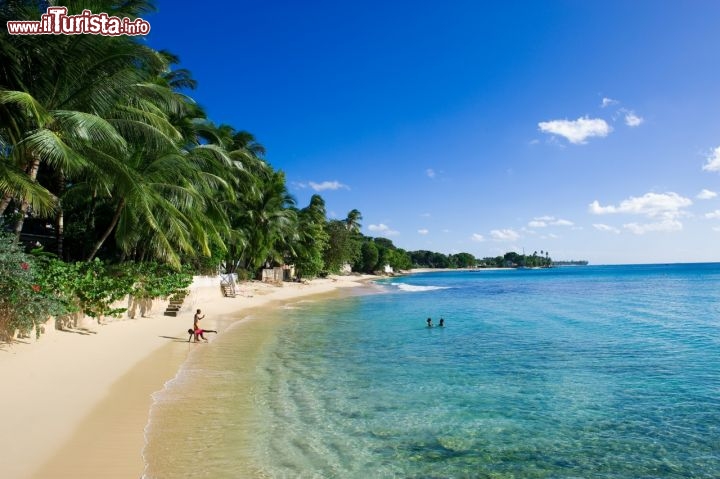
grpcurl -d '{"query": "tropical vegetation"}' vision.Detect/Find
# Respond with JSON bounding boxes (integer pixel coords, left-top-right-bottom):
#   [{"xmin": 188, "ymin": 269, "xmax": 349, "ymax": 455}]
[{"xmin": 0, "ymin": 0, "xmax": 559, "ymax": 341}]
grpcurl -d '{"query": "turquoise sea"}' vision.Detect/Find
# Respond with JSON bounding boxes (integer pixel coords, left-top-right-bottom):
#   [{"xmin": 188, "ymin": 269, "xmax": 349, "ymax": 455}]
[{"xmin": 143, "ymin": 264, "xmax": 720, "ymax": 478}]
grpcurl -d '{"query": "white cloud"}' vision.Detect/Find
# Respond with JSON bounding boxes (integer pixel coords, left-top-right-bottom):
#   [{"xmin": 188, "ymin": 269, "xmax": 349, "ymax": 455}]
[
  {"xmin": 624, "ymin": 219, "xmax": 682, "ymax": 235},
  {"xmin": 308, "ymin": 180, "xmax": 349, "ymax": 192},
  {"xmin": 593, "ymin": 223, "xmax": 621, "ymax": 234},
  {"xmin": 697, "ymin": 189, "xmax": 717, "ymax": 200},
  {"xmin": 590, "ymin": 192, "xmax": 692, "ymax": 235},
  {"xmin": 368, "ymin": 223, "xmax": 399, "ymax": 236},
  {"xmin": 601, "ymin": 97, "xmax": 619, "ymax": 108},
  {"xmin": 589, "ymin": 192, "xmax": 692, "ymax": 219},
  {"xmin": 538, "ymin": 117, "xmax": 612, "ymax": 144},
  {"xmin": 714, "ymin": 226, "xmax": 720, "ymax": 233},
  {"xmin": 471, "ymin": 233, "xmax": 485, "ymax": 242},
  {"xmin": 702, "ymin": 147, "xmax": 720, "ymax": 172},
  {"xmin": 528, "ymin": 216, "xmax": 574, "ymax": 228},
  {"xmin": 418, "ymin": 229, "xmax": 429, "ymax": 235},
  {"xmin": 426, "ymin": 168, "xmax": 436, "ymax": 179},
  {"xmin": 490, "ymin": 229, "xmax": 520, "ymax": 241},
  {"xmin": 705, "ymin": 210, "xmax": 720, "ymax": 219},
  {"xmin": 624, "ymin": 111, "xmax": 644, "ymax": 127}
]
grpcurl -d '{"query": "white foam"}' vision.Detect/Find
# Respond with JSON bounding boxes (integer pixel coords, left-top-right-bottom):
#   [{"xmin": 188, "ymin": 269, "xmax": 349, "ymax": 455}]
[{"xmin": 394, "ymin": 283, "xmax": 450, "ymax": 292}]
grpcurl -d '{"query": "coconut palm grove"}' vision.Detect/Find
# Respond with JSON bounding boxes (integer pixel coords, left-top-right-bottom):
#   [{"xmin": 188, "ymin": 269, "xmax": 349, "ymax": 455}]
[{"xmin": 0, "ymin": 0, "xmax": 552, "ymax": 340}]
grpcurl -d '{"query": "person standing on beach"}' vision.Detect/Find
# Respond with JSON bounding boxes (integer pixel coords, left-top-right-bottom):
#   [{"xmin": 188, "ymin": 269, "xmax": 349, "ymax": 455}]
[
  {"xmin": 192, "ymin": 309, "xmax": 217, "ymax": 342},
  {"xmin": 194, "ymin": 309, "xmax": 204, "ymax": 330}
]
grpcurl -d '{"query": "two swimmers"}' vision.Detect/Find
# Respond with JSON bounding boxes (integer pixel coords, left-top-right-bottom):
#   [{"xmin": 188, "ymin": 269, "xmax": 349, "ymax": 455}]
[{"xmin": 426, "ymin": 317, "xmax": 445, "ymax": 327}]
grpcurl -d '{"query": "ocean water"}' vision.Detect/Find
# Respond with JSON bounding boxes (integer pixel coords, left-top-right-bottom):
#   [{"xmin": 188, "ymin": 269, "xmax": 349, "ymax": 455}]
[{"xmin": 143, "ymin": 265, "xmax": 720, "ymax": 478}]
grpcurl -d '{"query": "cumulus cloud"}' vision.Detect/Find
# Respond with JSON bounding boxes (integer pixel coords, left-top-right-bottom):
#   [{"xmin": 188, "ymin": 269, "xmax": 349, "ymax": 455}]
[
  {"xmin": 308, "ymin": 180, "xmax": 349, "ymax": 191},
  {"xmin": 705, "ymin": 210, "xmax": 720, "ymax": 219},
  {"xmin": 418, "ymin": 229, "xmax": 429, "ymax": 235},
  {"xmin": 538, "ymin": 117, "xmax": 612, "ymax": 144},
  {"xmin": 624, "ymin": 111, "xmax": 644, "ymax": 127},
  {"xmin": 593, "ymin": 223, "xmax": 620, "ymax": 234},
  {"xmin": 702, "ymin": 147, "xmax": 720, "ymax": 172},
  {"xmin": 697, "ymin": 189, "xmax": 717, "ymax": 200},
  {"xmin": 471, "ymin": 233, "xmax": 485, "ymax": 242},
  {"xmin": 528, "ymin": 216, "xmax": 574, "ymax": 228},
  {"xmin": 590, "ymin": 192, "xmax": 692, "ymax": 235},
  {"xmin": 589, "ymin": 192, "xmax": 692, "ymax": 218},
  {"xmin": 426, "ymin": 168, "xmax": 436, "ymax": 179},
  {"xmin": 490, "ymin": 229, "xmax": 520, "ymax": 241},
  {"xmin": 368, "ymin": 223, "xmax": 399, "ymax": 236}
]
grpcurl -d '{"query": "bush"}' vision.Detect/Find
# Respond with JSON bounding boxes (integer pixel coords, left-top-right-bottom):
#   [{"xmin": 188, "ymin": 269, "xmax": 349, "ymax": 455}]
[
  {"xmin": 126, "ymin": 262, "xmax": 193, "ymax": 299},
  {"xmin": 0, "ymin": 234, "xmax": 70, "ymax": 340}
]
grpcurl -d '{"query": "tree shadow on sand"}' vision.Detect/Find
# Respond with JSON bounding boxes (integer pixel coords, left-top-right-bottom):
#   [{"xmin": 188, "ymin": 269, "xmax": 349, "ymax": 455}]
[{"xmin": 58, "ymin": 328, "xmax": 98, "ymax": 335}]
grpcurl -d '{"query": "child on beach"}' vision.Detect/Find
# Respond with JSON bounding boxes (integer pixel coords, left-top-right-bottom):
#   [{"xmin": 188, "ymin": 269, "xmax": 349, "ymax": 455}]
[{"xmin": 191, "ymin": 309, "xmax": 217, "ymax": 342}]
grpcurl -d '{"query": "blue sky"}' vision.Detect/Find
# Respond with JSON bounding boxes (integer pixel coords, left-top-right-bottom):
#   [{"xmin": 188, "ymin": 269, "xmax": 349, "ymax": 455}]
[{"xmin": 147, "ymin": 1, "xmax": 720, "ymax": 264}]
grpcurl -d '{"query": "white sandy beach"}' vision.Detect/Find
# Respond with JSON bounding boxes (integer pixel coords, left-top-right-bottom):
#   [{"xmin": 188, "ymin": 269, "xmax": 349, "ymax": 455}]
[{"xmin": 0, "ymin": 274, "xmax": 375, "ymax": 479}]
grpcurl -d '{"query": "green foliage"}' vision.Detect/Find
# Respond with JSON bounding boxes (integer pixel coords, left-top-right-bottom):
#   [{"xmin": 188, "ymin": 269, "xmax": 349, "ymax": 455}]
[
  {"xmin": 323, "ymin": 219, "xmax": 361, "ymax": 273},
  {"xmin": 453, "ymin": 252, "xmax": 477, "ymax": 268},
  {"xmin": 30, "ymin": 257, "xmax": 193, "ymax": 327},
  {"xmin": 125, "ymin": 262, "xmax": 193, "ymax": 299},
  {"xmin": 293, "ymin": 195, "xmax": 329, "ymax": 279},
  {"xmin": 68, "ymin": 260, "xmax": 134, "ymax": 319},
  {"xmin": 0, "ymin": 233, "xmax": 70, "ymax": 339},
  {"xmin": 390, "ymin": 248, "xmax": 413, "ymax": 271},
  {"xmin": 360, "ymin": 241, "xmax": 379, "ymax": 273}
]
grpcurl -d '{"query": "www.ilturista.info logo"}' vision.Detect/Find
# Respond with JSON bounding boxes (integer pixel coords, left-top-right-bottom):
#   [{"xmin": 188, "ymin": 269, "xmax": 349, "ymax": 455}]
[{"xmin": 7, "ymin": 6, "xmax": 150, "ymax": 36}]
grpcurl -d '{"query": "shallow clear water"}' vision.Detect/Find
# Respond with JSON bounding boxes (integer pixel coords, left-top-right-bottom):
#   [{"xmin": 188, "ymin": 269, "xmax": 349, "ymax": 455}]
[{"xmin": 144, "ymin": 265, "xmax": 720, "ymax": 478}]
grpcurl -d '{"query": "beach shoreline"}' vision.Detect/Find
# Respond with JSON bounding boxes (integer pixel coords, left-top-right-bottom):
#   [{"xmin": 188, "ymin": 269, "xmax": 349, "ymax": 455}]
[{"xmin": 0, "ymin": 273, "xmax": 376, "ymax": 479}]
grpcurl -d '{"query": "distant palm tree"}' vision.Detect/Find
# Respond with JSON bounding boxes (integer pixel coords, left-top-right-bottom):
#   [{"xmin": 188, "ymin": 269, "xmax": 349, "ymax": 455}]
[{"xmin": 345, "ymin": 209, "xmax": 363, "ymax": 233}]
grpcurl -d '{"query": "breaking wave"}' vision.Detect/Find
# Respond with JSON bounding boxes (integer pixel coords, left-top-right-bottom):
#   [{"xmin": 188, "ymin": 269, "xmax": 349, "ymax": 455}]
[{"xmin": 394, "ymin": 284, "xmax": 450, "ymax": 292}]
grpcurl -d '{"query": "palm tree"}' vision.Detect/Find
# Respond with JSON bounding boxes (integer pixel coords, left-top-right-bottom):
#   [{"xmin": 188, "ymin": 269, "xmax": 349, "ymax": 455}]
[
  {"xmin": 345, "ymin": 209, "xmax": 363, "ymax": 233},
  {"xmin": 235, "ymin": 170, "xmax": 297, "ymax": 276},
  {"xmin": 292, "ymin": 194, "xmax": 329, "ymax": 278},
  {"xmin": 0, "ymin": 0, "xmax": 165, "ymax": 243}
]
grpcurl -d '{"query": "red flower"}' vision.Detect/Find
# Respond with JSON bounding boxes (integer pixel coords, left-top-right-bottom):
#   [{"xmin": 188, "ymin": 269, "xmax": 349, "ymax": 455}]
[
  {"xmin": 32, "ymin": 284, "xmax": 41, "ymax": 293},
  {"xmin": 20, "ymin": 262, "xmax": 29, "ymax": 270}
]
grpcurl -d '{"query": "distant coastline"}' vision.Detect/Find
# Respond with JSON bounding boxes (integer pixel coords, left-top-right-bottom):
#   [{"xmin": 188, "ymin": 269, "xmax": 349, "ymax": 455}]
[
  {"xmin": 552, "ymin": 260, "xmax": 589, "ymax": 266},
  {"xmin": 408, "ymin": 261, "xmax": 589, "ymax": 274}
]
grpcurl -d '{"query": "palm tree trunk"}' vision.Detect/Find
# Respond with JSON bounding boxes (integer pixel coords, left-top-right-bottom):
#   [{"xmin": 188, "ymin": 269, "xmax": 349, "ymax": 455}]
[
  {"xmin": 0, "ymin": 193, "xmax": 12, "ymax": 218},
  {"xmin": 86, "ymin": 197, "xmax": 125, "ymax": 261},
  {"xmin": 13, "ymin": 156, "xmax": 41, "ymax": 238},
  {"xmin": 55, "ymin": 171, "xmax": 65, "ymax": 258}
]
